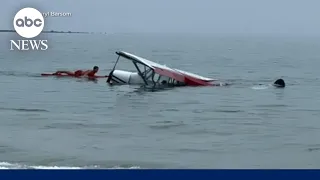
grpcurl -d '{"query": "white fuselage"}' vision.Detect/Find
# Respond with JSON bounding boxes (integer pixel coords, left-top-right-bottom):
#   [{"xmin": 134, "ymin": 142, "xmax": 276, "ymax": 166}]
[{"xmin": 109, "ymin": 70, "xmax": 145, "ymax": 85}]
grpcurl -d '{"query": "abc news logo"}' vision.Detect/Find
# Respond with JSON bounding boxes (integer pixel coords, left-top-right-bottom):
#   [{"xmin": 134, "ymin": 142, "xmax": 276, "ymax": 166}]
[
  {"xmin": 10, "ymin": 7, "xmax": 48, "ymax": 51},
  {"xmin": 16, "ymin": 16, "xmax": 43, "ymax": 28}
]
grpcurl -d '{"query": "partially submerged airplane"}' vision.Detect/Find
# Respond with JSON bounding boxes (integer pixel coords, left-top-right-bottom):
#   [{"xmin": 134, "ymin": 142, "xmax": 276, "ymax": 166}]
[{"xmin": 106, "ymin": 51, "xmax": 226, "ymax": 87}]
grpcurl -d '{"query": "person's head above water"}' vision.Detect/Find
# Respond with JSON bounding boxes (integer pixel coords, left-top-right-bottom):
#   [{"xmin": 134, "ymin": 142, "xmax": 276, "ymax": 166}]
[
  {"xmin": 273, "ymin": 78, "xmax": 285, "ymax": 88},
  {"xmin": 93, "ymin": 66, "xmax": 99, "ymax": 72}
]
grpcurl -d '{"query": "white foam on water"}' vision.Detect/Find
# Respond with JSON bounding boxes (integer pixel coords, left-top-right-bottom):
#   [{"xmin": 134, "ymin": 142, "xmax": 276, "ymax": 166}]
[
  {"xmin": 0, "ymin": 162, "xmax": 12, "ymax": 166},
  {"xmin": 0, "ymin": 162, "xmax": 140, "ymax": 169},
  {"xmin": 251, "ymin": 85, "xmax": 268, "ymax": 90},
  {"xmin": 29, "ymin": 166, "xmax": 83, "ymax": 169},
  {"xmin": 111, "ymin": 166, "xmax": 141, "ymax": 169}
]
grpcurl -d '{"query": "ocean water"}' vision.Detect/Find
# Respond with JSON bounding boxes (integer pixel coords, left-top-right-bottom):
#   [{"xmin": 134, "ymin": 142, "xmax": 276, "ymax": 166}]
[{"xmin": 0, "ymin": 33, "xmax": 320, "ymax": 169}]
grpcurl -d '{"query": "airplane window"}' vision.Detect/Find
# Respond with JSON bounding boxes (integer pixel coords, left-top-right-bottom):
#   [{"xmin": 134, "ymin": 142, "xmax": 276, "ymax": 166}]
[
  {"xmin": 153, "ymin": 73, "xmax": 160, "ymax": 82},
  {"xmin": 158, "ymin": 75, "xmax": 169, "ymax": 83},
  {"xmin": 145, "ymin": 68, "xmax": 153, "ymax": 78}
]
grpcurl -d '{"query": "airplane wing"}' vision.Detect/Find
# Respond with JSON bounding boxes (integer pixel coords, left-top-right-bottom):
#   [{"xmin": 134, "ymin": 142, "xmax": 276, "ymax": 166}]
[
  {"xmin": 116, "ymin": 51, "xmax": 217, "ymax": 86},
  {"xmin": 116, "ymin": 51, "xmax": 185, "ymax": 81},
  {"xmin": 116, "ymin": 51, "xmax": 175, "ymax": 71}
]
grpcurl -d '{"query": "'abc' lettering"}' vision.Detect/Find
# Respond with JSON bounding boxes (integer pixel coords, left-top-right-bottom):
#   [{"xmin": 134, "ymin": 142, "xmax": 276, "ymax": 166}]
[{"xmin": 16, "ymin": 16, "xmax": 42, "ymax": 27}]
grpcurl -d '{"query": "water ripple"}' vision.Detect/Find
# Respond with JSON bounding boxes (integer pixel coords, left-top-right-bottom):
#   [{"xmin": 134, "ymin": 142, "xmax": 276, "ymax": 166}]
[{"xmin": 0, "ymin": 107, "xmax": 49, "ymax": 112}]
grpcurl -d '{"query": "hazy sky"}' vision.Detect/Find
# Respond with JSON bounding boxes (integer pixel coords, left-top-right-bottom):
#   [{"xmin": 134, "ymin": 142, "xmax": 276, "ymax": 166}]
[{"xmin": 1, "ymin": 0, "xmax": 319, "ymax": 34}]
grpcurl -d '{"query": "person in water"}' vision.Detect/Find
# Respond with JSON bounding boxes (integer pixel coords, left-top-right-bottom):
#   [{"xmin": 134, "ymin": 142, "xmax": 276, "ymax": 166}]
[
  {"xmin": 273, "ymin": 78, "xmax": 285, "ymax": 88},
  {"xmin": 254, "ymin": 78, "xmax": 285, "ymax": 89},
  {"xmin": 53, "ymin": 66, "xmax": 99, "ymax": 77}
]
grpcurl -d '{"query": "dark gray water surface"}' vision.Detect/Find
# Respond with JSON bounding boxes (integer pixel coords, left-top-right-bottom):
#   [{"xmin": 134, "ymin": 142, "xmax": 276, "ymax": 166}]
[{"xmin": 0, "ymin": 33, "xmax": 320, "ymax": 169}]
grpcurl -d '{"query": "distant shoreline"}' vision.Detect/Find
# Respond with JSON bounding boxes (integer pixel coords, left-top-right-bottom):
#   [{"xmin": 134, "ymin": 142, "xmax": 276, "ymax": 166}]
[{"xmin": 0, "ymin": 30, "xmax": 100, "ymax": 34}]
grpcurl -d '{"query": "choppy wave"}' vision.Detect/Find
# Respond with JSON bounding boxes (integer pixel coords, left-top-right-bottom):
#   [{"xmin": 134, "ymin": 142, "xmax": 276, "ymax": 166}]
[{"xmin": 0, "ymin": 162, "xmax": 140, "ymax": 169}]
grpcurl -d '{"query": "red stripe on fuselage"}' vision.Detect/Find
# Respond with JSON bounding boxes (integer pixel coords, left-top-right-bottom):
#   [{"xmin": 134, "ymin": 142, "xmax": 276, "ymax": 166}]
[
  {"xmin": 184, "ymin": 75, "xmax": 213, "ymax": 86},
  {"xmin": 153, "ymin": 67, "xmax": 185, "ymax": 82}
]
